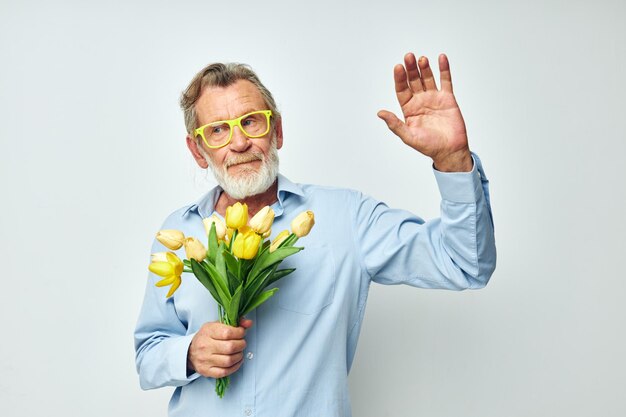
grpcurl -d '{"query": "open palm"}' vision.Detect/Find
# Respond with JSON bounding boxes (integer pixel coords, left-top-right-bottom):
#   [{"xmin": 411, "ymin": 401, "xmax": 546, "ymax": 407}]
[{"xmin": 378, "ymin": 53, "xmax": 472, "ymax": 172}]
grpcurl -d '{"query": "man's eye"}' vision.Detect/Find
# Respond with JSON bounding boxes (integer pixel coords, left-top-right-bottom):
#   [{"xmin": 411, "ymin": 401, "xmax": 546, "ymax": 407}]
[
  {"xmin": 212, "ymin": 126, "xmax": 223, "ymax": 134},
  {"xmin": 241, "ymin": 118, "xmax": 255, "ymax": 127}
]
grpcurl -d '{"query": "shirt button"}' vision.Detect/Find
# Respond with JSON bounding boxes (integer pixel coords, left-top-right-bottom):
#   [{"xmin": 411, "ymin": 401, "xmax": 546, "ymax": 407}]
[
  {"xmin": 244, "ymin": 409, "xmax": 252, "ymax": 416},
  {"xmin": 246, "ymin": 352, "xmax": 254, "ymax": 360}
]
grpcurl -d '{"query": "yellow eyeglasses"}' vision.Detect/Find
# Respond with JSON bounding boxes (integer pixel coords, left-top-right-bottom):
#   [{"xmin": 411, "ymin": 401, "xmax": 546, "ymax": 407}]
[{"xmin": 194, "ymin": 110, "xmax": 273, "ymax": 149}]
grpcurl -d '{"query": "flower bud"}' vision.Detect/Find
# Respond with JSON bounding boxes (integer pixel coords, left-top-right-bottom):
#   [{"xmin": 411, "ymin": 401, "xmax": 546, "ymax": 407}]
[
  {"xmin": 232, "ymin": 229, "xmax": 262, "ymax": 259},
  {"xmin": 203, "ymin": 214, "xmax": 227, "ymax": 240},
  {"xmin": 269, "ymin": 230, "xmax": 290, "ymax": 253},
  {"xmin": 225, "ymin": 202, "xmax": 248, "ymax": 230},
  {"xmin": 156, "ymin": 229, "xmax": 185, "ymax": 250},
  {"xmin": 184, "ymin": 237, "xmax": 207, "ymax": 262},
  {"xmin": 249, "ymin": 206, "xmax": 275, "ymax": 234},
  {"xmin": 291, "ymin": 211, "xmax": 315, "ymax": 237}
]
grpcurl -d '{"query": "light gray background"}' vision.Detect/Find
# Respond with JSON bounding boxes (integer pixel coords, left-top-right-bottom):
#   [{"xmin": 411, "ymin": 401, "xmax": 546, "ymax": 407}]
[{"xmin": 1, "ymin": 0, "xmax": 624, "ymax": 416}]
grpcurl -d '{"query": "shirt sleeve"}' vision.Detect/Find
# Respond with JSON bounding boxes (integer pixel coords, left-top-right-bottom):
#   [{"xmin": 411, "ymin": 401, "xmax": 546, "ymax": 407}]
[
  {"xmin": 134, "ymin": 240, "xmax": 201, "ymax": 390},
  {"xmin": 355, "ymin": 152, "xmax": 496, "ymax": 290}
]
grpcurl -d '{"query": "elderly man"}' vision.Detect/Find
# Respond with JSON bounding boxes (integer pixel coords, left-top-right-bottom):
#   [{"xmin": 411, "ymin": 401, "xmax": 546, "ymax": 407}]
[{"xmin": 135, "ymin": 53, "xmax": 496, "ymax": 417}]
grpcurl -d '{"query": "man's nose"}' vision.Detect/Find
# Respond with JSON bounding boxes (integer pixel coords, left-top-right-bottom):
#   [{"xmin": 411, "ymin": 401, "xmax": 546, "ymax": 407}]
[{"xmin": 229, "ymin": 126, "xmax": 251, "ymax": 152}]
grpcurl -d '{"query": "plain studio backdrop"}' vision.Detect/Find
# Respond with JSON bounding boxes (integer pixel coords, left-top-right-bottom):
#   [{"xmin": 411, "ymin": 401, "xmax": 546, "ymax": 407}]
[{"xmin": 1, "ymin": 0, "xmax": 624, "ymax": 416}]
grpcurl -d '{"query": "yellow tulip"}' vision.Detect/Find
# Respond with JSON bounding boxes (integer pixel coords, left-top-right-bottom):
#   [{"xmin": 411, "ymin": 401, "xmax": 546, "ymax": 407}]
[
  {"xmin": 184, "ymin": 237, "xmax": 207, "ymax": 261},
  {"xmin": 150, "ymin": 252, "xmax": 168, "ymax": 263},
  {"xmin": 232, "ymin": 229, "xmax": 262, "ymax": 259},
  {"xmin": 148, "ymin": 252, "xmax": 183, "ymax": 297},
  {"xmin": 269, "ymin": 230, "xmax": 290, "ymax": 253},
  {"xmin": 291, "ymin": 211, "xmax": 315, "ymax": 237},
  {"xmin": 225, "ymin": 202, "xmax": 248, "ymax": 230},
  {"xmin": 155, "ymin": 229, "xmax": 185, "ymax": 250},
  {"xmin": 224, "ymin": 227, "xmax": 235, "ymax": 244},
  {"xmin": 249, "ymin": 206, "xmax": 275, "ymax": 234},
  {"xmin": 203, "ymin": 214, "xmax": 227, "ymax": 240},
  {"xmin": 238, "ymin": 225, "xmax": 252, "ymax": 234}
]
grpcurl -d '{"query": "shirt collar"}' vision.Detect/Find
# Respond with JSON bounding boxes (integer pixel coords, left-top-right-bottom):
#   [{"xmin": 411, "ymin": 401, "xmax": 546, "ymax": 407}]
[{"xmin": 181, "ymin": 173, "xmax": 304, "ymax": 219}]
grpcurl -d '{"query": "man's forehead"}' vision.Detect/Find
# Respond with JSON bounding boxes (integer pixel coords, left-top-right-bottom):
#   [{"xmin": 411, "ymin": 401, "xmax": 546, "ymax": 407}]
[{"xmin": 196, "ymin": 79, "xmax": 266, "ymax": 121}]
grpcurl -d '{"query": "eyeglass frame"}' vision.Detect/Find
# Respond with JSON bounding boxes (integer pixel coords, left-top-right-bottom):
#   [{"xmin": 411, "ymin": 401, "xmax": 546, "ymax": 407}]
[{"xmin": 194, "ymin": 110, "xmax": 273, "ymax": 149}]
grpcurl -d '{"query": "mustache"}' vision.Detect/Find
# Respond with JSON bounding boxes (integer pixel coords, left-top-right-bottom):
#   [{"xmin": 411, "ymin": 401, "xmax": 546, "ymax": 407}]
[{"xmin": 224, "ymin": 152, "xmax": 264, "ymax": 168}]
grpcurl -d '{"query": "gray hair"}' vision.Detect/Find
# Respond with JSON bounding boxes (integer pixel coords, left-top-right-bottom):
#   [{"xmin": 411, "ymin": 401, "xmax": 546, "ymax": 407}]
[{"xmin": 180, "ymin": 62, "xmax": 281, "ymax": 135}]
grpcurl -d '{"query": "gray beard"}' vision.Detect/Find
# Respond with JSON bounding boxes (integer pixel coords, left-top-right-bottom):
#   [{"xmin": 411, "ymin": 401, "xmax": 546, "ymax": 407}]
[{"xmin": 203, "ymin": 141, "xmax": 279, "ymax": 199}]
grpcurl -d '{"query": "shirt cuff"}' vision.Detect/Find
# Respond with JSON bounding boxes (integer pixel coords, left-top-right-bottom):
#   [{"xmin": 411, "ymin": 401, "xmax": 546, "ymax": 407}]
[
  {"xmin": 171, "ymin": 333, "xmax": 201, "ymax": 383},
  {"xmin": 433, "ymin": 153, "xmax": 483, "ymax": 203}
]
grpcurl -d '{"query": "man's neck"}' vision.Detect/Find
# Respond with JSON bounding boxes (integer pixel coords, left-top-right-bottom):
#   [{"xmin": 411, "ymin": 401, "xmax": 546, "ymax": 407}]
[{"xmin": 214, "ymin": 180, "xmax": 279, "ymax": 217}]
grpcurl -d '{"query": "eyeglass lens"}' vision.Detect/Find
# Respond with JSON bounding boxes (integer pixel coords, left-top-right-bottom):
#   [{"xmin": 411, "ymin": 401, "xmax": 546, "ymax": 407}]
[{"xmin": 204, "ymin": 112, "xmax": 269, "ymax": 147}]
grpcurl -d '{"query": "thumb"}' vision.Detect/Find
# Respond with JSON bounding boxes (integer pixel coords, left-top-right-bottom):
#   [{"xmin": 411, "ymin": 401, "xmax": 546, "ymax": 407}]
[
  {"xmin": 239, "ymin": 318, "xmax": 254, "ymax": 329},
  {"xmin": 377, "ymin": 110, "xmax": 410, "ymax": 142}
]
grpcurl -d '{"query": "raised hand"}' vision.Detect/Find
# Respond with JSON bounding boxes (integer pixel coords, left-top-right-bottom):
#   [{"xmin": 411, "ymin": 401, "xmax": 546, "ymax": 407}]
[{"xmin": 378, "ymin": 53, "xmax": 473, "ymax": 172}]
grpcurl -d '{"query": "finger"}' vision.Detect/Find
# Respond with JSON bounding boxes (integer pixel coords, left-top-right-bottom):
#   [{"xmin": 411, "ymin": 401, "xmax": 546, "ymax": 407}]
[
  {"xmin": 208, "ymin": 357, "xmax": 244, "ymax": 378},
  {"xmin": 418, "ymin": 56, "xmax": 438, "ymax": 91},
  {"xmin": 210, "ymin": 324, "xmax": 246, "ymax": 340},
  {"xmin": 438, "ymin": 53, "xmax": 453, "ymax": 93},
  {"xmin": 211, "ymin": 352, "xmax": 244, "ymax": 368},
  {"xmin": 403, "ymin": 53, "xmax": 424, "ymax": 94},
  {"xmin": 239, "ymin": 318, "xmax": 254, "ymax": 329},
  {"xmin": 214, "ymin": 338, "xmax": 247, "ymax": 355},
  {"xmin": 377, "ymin": 110, "xmax": 412, "ymax": 143},
  {"xmin": 393, "ymin": 64, "xmax": 413, "ymax": 107}
]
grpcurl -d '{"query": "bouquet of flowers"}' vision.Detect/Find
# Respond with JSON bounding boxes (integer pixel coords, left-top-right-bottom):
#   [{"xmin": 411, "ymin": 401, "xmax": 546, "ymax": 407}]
[{"xmin": 148, "ymin": 202, "xmax": 315, "ymax": 397}]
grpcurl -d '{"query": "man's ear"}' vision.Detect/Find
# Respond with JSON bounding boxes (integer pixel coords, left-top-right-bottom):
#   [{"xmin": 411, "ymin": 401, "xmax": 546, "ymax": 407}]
[
  {"xmin": 274, "ymin": 117, "xmax": 283, "ymax": 149},
  {"xmin": 186, "ymin": 135, "xmax": 209, "ymax": 169}
]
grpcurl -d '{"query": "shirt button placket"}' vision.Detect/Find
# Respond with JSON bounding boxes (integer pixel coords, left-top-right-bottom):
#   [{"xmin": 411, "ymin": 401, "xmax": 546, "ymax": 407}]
[{"xmin": 241, "ymin": 310, "xmax": 257, "ymax": 417}]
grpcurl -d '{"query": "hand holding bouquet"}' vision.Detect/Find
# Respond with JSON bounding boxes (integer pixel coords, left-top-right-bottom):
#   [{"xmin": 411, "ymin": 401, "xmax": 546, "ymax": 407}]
[{"xmin": 148, "ymin": 203, "xmax": 315, "ymax": 397}]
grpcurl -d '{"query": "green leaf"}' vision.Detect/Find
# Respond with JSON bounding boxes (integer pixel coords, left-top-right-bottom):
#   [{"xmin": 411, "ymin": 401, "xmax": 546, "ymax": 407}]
[
  {"xmin": 223, "ymin": 250, "xmax": 239, "ymax": 277},
  {"xmin": 216, "ymin": 247, "xmax": 237, "ymax": 294},
  {"xmin": 190, "ymin": 259, "xmax": 223, "ymax": 306},
  {"xmin": 203, "ymin": 261, "xmax": 231, "ymax": 303},
  {"xmin": 249, "ymin": 244, "xmax": 270, "ymax": 272},
  {"xmin": 241, "ymin": 258, "xmax": 254, "ymax": 278},
  {"xmin": 208, "ymin": 222, "xmax": 218, "ymax": 264},
  {"xmin": 281, "ymin": 233, "xmax": 299, "ymax": 248},
  {"xmin": 227, "ymin": 285, "xmax": 243, "ymax": 326},
  {"xmin": 247, "ymin": 246, "xmax": 303, "ymax": 285},
  {"xmin": 243, "ymin": 265, "xmax": 277, "ymax": 312},
  {"xmin": 265, "ymin": 268, "xmax": 296, "ymax": 287},
  {"xmin": 215, "ymin": 247, "xmax": 228, "ymax": 289},
  {"xmin": 228, "ymin": 229, "xmax": 238, "ymax": 252},
  {"xmin": 254, "ymin": 239, "xmax": 272, "ymax": 261},
  {"xmin": 241, "ymin": 288, "xmax": 278, "ymax": 317},
  {"xmin": 227, "ymin": 270, "xmax": 242, "ymax": 290}
]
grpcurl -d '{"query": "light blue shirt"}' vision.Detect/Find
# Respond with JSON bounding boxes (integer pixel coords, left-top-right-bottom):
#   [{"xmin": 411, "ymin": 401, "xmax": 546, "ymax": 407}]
[{"xmin": 134, "ymin": 153, "xmax": 496, "ymax": 417}]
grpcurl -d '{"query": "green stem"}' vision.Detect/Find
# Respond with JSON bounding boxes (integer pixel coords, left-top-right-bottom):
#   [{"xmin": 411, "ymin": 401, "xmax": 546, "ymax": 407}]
[
  {"xmin": 229, "ymin": 229, "xmax": 238, "ymax": 252},
  {"xmin": 218, "ymin": 305, "xmax": 224, "ymax": 323},
  {"xmin": 216, "ymin": 376, "xmax": 230, "ymax": 398}
]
